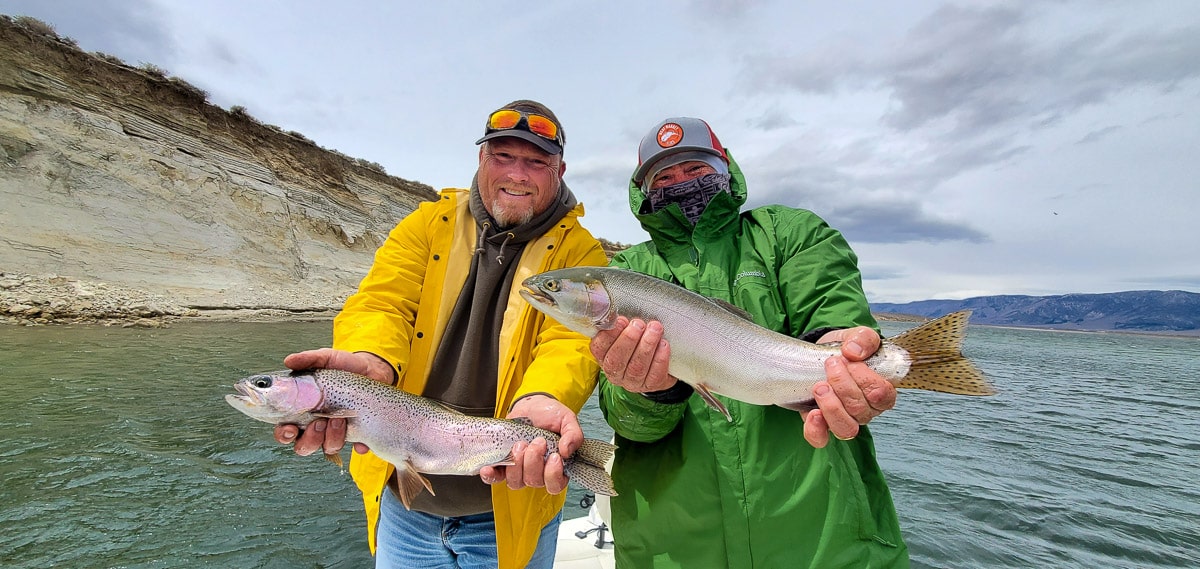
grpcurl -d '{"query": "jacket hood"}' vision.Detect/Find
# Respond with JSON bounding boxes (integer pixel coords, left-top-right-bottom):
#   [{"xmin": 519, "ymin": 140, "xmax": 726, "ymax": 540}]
[{"xmin": 627, "ymin": 149, "xmax": 748, "ymax": 241}]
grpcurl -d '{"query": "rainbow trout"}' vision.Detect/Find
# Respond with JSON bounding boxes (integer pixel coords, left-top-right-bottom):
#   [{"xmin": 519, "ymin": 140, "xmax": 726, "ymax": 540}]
[
  {"xmin": 226, "ymin": 368, "xmax": 616, "ymax": 508},
  {"xmin": 520, "ymin": 267, "xmax": 995, "ymax": 421}
]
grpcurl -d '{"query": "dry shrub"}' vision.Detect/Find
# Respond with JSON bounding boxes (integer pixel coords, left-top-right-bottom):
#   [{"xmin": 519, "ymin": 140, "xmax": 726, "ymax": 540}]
[
  {"xmin": 139, "ymin": 63, "xmax": 167, "ymax": 78},
  {"xmin": 14, "ymin": 15, "xmax": 57, "ymax": 38},
  {"xmin": 167, "ymin": 76, "xmax": 209, "ymax": 103},
  {"xmin": 93, "ymin": 51, "xmax": 125, "ymax": 65}
]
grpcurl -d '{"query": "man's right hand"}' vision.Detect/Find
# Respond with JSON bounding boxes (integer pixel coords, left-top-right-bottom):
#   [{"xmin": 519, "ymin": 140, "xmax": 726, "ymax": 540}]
[
  {"xmin": 272, "ymin": 348, "xmax": 394, "ymax": 456},
  {"xmin": 589, "ymin": 316, "xmax": 675, "ymax": 393}
]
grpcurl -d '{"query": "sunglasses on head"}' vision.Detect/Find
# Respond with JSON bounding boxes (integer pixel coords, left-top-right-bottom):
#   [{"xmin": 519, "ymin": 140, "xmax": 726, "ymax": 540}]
[{"xmin": 486, "ymin": 110, "xmax": 562, "ymax": 145}]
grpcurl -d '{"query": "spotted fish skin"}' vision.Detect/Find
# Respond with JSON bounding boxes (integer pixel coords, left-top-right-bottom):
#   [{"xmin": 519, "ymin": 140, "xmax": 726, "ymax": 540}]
[
  {"xmin": 520, "ymin": 267, "xmax": 996, "ymax": 421},
  {"xmin": 226, "ymin": 368, "xmax": 616, "ymax": 508}
]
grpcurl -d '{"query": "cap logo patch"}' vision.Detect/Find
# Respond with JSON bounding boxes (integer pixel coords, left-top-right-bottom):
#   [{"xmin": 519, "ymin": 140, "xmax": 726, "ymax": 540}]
[{"xmin": 657, "ymin": 123, "xmax": 683, "ymax": 148}]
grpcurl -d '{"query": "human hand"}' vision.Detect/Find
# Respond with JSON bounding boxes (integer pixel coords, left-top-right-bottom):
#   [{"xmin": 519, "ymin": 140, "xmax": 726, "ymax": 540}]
[
  {"xmin": 479, "ymin": 394, "xmax": 582, "ymax": 495},
  {"xmin": 802, "ymin": 327, "xmax": 897, "ymax": 448},
  {"xmin": 272, "ymin": 348, "xmax": 393, "ymax": 456},
  {"xmin": 589, "ymin": 316, "xmax": 674, "ymax": 393}
]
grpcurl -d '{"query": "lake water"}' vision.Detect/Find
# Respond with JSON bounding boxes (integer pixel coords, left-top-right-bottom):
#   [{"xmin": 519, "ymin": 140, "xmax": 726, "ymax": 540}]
[{"xmin": 1, "ymin": 321, "xmax": 1197, "ymax": 568}]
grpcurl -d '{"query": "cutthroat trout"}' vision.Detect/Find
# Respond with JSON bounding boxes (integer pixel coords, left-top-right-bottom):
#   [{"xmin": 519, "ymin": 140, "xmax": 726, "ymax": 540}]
[
  {"xmin": 226, "ymin": 368, "xmax": 616, "ymax": 508},
  {"xmin": 520, "ymin": 267, "xmax": 995, "ymax": 421}
]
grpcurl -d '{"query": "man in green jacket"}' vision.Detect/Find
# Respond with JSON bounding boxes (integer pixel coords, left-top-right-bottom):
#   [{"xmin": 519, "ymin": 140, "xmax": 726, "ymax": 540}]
[{"xmin": 592, "ymin": 117, "xmax": 910, "ymax": 568}]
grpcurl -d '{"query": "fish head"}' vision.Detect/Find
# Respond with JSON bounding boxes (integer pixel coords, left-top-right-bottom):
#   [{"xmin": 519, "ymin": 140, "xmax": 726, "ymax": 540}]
[
  {"xmin": 225, "ymin": 370, "xmax": 324, "ymax": 425},
  {"xmin": 520, "ymin": 268, "xmax": 616, "ymax": 337}
]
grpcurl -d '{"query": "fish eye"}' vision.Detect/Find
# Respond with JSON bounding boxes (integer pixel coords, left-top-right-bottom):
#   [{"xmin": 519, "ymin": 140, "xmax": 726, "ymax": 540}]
[
  {"xmin": 545, "ymin": 279, "xmax": 560, "ymax": 292},
  {"xmin": 254, "ymin": 377, "xmax": 272, "ymax": 389}
]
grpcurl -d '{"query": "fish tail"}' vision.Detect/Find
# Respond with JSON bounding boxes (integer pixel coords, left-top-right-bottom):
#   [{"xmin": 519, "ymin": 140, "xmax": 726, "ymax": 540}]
[
  {"xmin": 574, "ymin": 437, "xmax": 616, "ymax": 468},
  {"xmin": 889, "ymin": 310, "xmax": 996, "ymax": 396},
  {"xmin": 564, "ymin": 437, "xmax": 617, "ymax": 496},
  {"xmin": 565, "ymin": 459, "xmax": 617, "ymax": 497}
]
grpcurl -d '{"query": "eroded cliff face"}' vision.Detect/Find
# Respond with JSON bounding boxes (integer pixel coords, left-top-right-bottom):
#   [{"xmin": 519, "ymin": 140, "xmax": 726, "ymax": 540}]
[{"xmin": 0, "ymin": 18, "xmax": 438, "ymax": 323}]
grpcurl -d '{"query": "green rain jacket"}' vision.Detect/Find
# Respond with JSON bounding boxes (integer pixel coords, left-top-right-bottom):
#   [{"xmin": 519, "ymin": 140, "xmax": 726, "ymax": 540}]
[{"xmin": 598, "ymin": 152, "xmax": 910, "ymax": 568}]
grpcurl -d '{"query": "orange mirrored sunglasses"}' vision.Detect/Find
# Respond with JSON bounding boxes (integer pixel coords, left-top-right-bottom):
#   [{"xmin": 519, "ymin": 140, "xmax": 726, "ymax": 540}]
[{"xmin": 486, "ymin": 110, "xmax": 561, "ymax": 144}]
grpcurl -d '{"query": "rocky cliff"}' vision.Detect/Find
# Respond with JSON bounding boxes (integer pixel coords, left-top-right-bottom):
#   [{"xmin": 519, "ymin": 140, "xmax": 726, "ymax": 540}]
[{"xmin": 0, "ymin": 17, "xmax": 438, "ymax": 324}]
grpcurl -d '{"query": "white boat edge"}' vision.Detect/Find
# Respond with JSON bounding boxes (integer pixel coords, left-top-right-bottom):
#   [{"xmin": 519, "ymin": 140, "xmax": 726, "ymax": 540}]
[
  {"xmin": 553, "ymin": 495, "xmax": 614, "ymax": 569},
  {"xmin": 553, "ymin": 438, "xmax": 615, "ymax": 569}
]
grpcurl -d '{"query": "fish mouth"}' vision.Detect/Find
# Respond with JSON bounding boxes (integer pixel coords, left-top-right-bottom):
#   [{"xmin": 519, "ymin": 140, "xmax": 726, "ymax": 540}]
[
  {"xmin": 519, "ymin": 287, "xmax": 554, "ymax": 308},
  {"xmin": 229, "ymin": 382, "xmax": 263, "ymax": 406}
]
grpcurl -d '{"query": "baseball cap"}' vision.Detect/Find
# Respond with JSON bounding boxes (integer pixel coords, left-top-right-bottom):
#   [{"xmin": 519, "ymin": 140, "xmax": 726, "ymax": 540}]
[
  {"xmin": 476, "ymin": 99, "xmax": 565, "ymax": 155},
  {"xmin": 633, "ymin": 117, "xmax": 729, "ymax": 186}
]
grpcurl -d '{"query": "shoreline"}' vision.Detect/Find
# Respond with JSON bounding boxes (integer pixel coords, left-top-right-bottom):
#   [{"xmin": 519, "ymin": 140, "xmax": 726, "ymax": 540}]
[
  {"xmin": 1, "ymin": 271, "xmax": 344, "ymax": 327},
  {"xmin": 5, "ymin": 271, "xmax": 1198, "ymax": 337}
]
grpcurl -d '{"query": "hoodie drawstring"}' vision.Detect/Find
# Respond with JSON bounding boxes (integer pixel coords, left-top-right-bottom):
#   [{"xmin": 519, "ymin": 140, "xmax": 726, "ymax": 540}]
[
  {"xmin": 474, "ymin": 221, "xmax": 516, "ymax": 265},
  {"xmin": 496, "ymin": 232, "xmax": 515, "ymax": 265},
  {"xmin": 474, "ymin": 221, "xmax": 492, "ymax": 258}
]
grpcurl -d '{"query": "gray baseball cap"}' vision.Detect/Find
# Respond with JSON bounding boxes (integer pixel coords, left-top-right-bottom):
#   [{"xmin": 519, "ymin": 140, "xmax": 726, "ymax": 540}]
[
  {"xmin": 633, "ymin": 117, "xmax": 729, "ymax": 185},
  {"xmin": 476, "ymin": 99, "xmax": 565, "ymax": 155}
]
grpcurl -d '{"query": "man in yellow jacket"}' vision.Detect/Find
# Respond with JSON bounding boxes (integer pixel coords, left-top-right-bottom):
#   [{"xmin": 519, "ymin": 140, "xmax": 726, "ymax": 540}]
[{"xmin": 274, "ymin": 100, "xmax": 608, "ymax": 569}]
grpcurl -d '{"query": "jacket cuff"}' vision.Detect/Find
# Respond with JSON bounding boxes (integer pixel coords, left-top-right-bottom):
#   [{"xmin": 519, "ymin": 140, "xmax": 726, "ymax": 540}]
[
  {"xmin": 509, "ymin": 392, "xmax": 558, "ymax": 412},
  {"xmin": 800, "ymin": 327, "xmax": 840, "ymax": 344},
  {"xmin": 641, "ymin": 381, "xmax": 694, "ymax": 404}
]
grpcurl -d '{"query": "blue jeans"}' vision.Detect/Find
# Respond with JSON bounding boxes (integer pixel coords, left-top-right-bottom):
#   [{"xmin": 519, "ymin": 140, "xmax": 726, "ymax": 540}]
[{"xmin": 375, "ymin": 486, "xmax": 561, "ymax": 569}]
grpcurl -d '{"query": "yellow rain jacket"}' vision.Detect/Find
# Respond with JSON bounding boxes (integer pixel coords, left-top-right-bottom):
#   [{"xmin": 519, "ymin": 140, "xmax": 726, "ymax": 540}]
[{"xmin": 334, "ymin": 188, "xmax": 607, "ymax": 569}]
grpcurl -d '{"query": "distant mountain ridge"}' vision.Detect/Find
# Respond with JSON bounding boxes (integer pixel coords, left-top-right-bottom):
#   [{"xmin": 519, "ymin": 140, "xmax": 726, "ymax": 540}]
[{"xmin": 871, "ymin": 290, "xmax": 1200, "ymax": 334}]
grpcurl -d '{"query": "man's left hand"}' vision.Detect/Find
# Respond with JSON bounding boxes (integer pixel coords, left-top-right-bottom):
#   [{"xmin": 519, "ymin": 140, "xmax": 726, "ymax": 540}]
[
  {"xmin": 478, "ymin": 394, "xmax": 582, "ymax": 495},
  {"xmin": 802, "ymin": 326, "xmax": 897, "ymax": 448}
]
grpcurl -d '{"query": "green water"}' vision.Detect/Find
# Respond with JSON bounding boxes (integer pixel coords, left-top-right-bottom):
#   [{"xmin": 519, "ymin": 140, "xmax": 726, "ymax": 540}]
[{"xmin": 0, "ymin": 321, "xmax": 1197, "ymax": 568}]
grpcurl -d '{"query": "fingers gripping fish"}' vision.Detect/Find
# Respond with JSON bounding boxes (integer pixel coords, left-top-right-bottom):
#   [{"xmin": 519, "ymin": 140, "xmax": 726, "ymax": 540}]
[
  {"xmin": 226, "ymin": 368, "xmax": 616, "ymax": 509},
  {"xmin": 520, "ymin": 267, "xmax": 995, "ymax": 421}
]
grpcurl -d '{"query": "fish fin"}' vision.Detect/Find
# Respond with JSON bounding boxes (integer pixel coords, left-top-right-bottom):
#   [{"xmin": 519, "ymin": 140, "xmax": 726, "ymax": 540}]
[
  {"xmin": 564, "ymin": 459, "xmax": 618, "ymax": 497},
  {"xmin": 776, "ymin": 399, "xmax": 819, "ymax": 414},
  {"xmin": 312, "ymin": 409, "xmax": 358, "ymax": 419},
  {"xmin": 694, "ymin": 383, "xmax": 733, "ymax": 422},
  {"xmin": 490, "ymin": 451, "xmax": 517, "ymax": 467},
  {"xmin": 889, "ymin": 310, "xmax": 996, "ymax": 396},
  {"xmin": 429, "ymin": 400, "xmax": 466, "ymax": 415},
  {"xmin": 710, "ymin": 298, "xmax": 756, "ymax": 322},
  {"xmin": 508, "ymin": 416, "xmax": 535, "ymax": 426},
  {"xmin": 323, "ymin": 451, "xmax": 344, "ymax": 469},
  {"xmin": 573, "ymin": 438, "xmax": 617, "ymax": 470},
  {"xmin": 394, "ymin": 462, "xmax": 434, "ymax": 510}
]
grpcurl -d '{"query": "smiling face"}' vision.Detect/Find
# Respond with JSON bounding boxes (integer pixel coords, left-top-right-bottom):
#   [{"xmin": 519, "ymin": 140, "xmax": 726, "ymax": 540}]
[{"xmin": 477, "ymin": 137, "xmax": 565, "ymax": 227}]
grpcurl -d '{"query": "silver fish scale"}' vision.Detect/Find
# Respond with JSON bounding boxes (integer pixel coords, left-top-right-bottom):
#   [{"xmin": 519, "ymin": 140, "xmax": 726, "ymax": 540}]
[
  {"xmin": 523, "ymin": 266, "xmax": 989, "ymax": 416},
  {"xmin": 526, "ymin": 267, "xmax": 913, "ymax": 407},
  {"xmin": 596, "ymin": 269, "xmax": 874, "ymax": 404},
  {"xmin": 228, "ymin": 368, "xmax": 618, "ymax": 498},
  {"xmin": 309, "ymin": 369, "xmax": 559, "ymax": 475}
]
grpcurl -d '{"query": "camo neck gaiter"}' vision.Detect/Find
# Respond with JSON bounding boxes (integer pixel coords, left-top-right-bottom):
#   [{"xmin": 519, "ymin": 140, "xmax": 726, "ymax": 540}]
[{"xmin": 644, "ymin": 172, "xmax": 732, "ymax": 225}]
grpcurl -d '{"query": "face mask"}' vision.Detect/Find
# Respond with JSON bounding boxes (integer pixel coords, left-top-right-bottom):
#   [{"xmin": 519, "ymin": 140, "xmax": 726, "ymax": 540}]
[{"xmin": 645, "ymin": 173, "xmax": 731, "ymax": 225}]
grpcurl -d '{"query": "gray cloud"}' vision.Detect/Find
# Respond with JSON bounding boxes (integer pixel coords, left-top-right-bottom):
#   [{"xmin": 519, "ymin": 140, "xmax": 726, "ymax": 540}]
[
  {"xmin": 745, "ymin": 106, "xmax": 799, "ymax": 131},
  {"xmin": 724, "ymin": 2, "xmax": 1200, "ymax": 254},
  {"xmin": 1076, "ymin": 125, "xmax": 1122, "ymax": 145},
  {"xmin": 861, "ymin": 265, "xmax": 908, "ymax": 281},
  {"xmin": 884, "ymin": 6, "xmax": 1200, "ymax": 136},
  {"xmin": 811, "ymin": 200, "xmax": 987, "ymax": 244},
  {"xmin": 741, "ymin": 158, "xmax": 989, "ymax": 244},
  {"xmin": 1119, "ymin": 274, "xmax": 1200, "ymax": 290},
  {"xmin": 737, "ymin": 2, "xmax": 1200, "ymax": 157},
  {"xmin": 688, "ymin": 0, "xmax": 756, "ymax": 20}
]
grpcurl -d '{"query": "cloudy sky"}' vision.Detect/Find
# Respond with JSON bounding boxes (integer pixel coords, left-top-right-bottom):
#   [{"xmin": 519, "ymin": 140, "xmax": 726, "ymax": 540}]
[{"xmin": 4, "ymin": 0, "xmax": 1198, "ymax": 303}]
